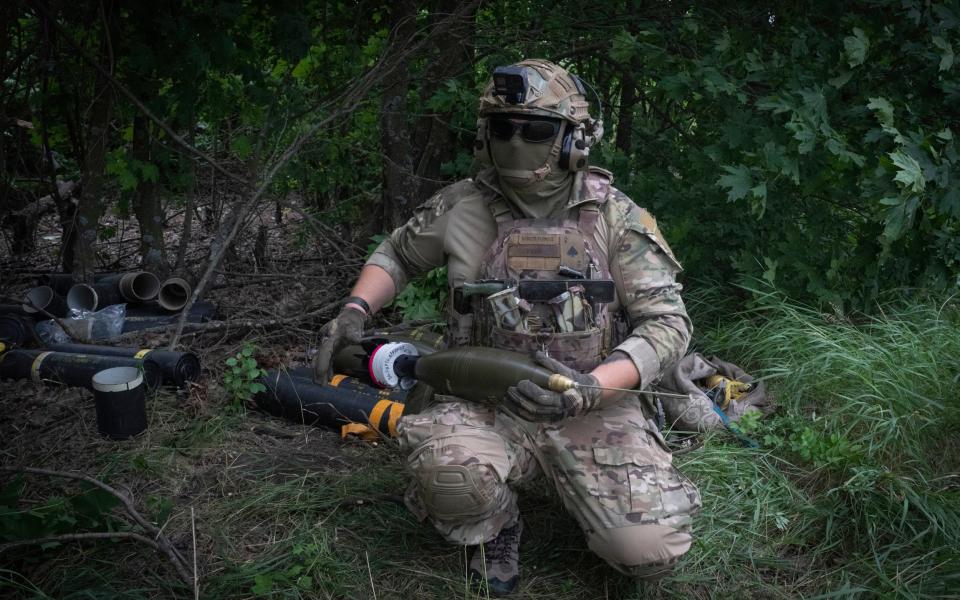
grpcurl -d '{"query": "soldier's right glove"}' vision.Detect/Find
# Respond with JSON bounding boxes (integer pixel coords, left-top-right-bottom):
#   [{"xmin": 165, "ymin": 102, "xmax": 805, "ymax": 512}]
[
  {"xmin": 312, "ymin": 306, "xmax": 366, "ymax": 384},
  {"xmin": 503, "ymin": 352, "xmax": 602, "ymax": 422}
]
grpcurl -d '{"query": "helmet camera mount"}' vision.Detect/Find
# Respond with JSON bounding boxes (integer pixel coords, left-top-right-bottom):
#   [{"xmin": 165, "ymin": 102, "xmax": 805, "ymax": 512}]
[
  {"xmin": 492, "ymin": 65, "xmax": 529, "ymax": 104},
  {"xmin": 477, "ymin": 61, "xmax": 606, "ymax": 172}
]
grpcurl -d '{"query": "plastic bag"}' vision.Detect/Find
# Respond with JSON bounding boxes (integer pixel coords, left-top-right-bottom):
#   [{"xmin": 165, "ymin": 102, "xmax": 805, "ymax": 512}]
[{"xmin": 36, "ymin": 303, "xmax": 127, "ymax": 344}]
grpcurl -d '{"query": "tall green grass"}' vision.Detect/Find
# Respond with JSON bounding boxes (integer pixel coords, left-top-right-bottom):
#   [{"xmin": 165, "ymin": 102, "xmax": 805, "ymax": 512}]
[{"xmin": 680, "ymin": 285, "xmax": 960, "ymax": 598}]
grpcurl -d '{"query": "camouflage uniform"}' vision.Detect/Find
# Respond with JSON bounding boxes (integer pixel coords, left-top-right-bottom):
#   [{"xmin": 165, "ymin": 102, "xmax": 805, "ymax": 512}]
[{"xmin": 368, "ymin": 166, "xmax": 701, "ymax": 578}]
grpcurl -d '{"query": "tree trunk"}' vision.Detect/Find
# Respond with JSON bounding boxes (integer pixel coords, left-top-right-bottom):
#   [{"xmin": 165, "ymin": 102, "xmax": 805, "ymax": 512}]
[
  {"xmin": 378, "ymin": 0, "xmax": 418, "ymax": 232},
  {"xmin": 131, "ymin": 115, "xmax": 168, "ymax": 275},
  {"xmin": 616, "ymin": 75, "xmax": 636, "ymax": 156},
  {"xmin": 378, "ymin": 0, "xmax": 476, "ymax": 231},
  {"xmin": 411, "ymin": 0, "xmax": 476, "ymax": 201},
  {"xmin": 206, "ymin": 122, "xmax": 265, "ymax": 283},
  {"xmin": 174, "ymin": 114, "xmax": 197, "ymax": 274},
  {"xmin": 73, "ymin": 44, "xmax": 114, "ymax": 282}
]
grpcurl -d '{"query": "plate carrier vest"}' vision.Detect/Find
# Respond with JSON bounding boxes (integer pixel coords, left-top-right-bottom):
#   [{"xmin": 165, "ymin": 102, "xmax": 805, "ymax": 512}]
[{"xmin": 447, "ymin": 171, "xmax": 622, "ymax": 372}]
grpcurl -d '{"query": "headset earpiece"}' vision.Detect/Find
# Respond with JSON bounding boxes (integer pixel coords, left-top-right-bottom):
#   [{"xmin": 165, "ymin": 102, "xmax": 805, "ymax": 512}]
[
  {"xmin": 559, "ymin": 123, "xmax": 590, "ymax": 172},
  {"xmin": 474, "ymin": 118, "xmax": 491, "ymax": 166}
]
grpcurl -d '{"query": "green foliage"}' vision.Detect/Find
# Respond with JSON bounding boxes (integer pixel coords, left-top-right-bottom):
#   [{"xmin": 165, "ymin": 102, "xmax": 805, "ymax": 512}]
[
  {"xmin": 15, "ymin": 0, "xmax": 957, "ymax": 309},
  {"xmin": 393, "ymin": 266, "xmax": 447, "ymax": 321},
  {"xmin": 759, "ymin": 419, "xmax": 865, "ymax": 468},
  {"xmin": 365, "ymin": 234, "xmax": 449, "ymax": 321},
  {"xmin": 223, "ymin": 345, "xmax": 266, "ymax": 405},
  {"xmin": 146, "ymin": 495, "xmax": 173, "ymax": 526},
  {"xmin": 249, "ymin": 541, "xmax": 319, "ymax": 596},
  {"xmin": 0, "ymin": 476, "xmax": 122, "ymax": 546},
  {"xmin": 477, "ymin": 0, "xmax": 960, "ymax": 310},
  {"xmin": 364, "ymin": 234, "xmax": 388, "ymax": 259}
]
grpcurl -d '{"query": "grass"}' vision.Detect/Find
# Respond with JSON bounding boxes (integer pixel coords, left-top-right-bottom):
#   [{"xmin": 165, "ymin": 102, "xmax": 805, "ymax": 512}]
[
  {"xmin": 682, "ymin": 285, "xmax": 960, "ymax": 598},
  {"xmin": 2, "ymin": 286, "xmax": 959, "ymax": 598}
]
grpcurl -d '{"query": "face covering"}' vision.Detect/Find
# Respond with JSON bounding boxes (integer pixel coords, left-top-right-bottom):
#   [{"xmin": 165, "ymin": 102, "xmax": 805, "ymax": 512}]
[{"xmin": 489, "ymin": 122, "xmax": 575, "ymax": 219}]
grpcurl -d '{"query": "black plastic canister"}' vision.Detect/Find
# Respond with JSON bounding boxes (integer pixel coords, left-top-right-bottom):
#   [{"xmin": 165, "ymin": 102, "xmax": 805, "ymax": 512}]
[
  {"xmin": 92, "ymin": 366, "xmax": 148, "ymax": 439},
  {"xmin": 49, "ymin": 343, "xmax": 201, "ymax": 387},
  {"xmin": 0, "ymin": 314, "xmax": 31, "ymax": 348}
]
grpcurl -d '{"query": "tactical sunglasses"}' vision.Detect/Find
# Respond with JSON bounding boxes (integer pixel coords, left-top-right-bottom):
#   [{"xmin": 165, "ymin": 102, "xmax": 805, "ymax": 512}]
[{"xmin": 488, "ymin": 116, "xmax": 561, "ymax": 143}]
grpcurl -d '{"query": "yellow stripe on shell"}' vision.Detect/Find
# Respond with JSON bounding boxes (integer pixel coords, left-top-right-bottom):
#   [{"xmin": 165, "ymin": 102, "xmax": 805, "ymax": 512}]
[{"xmin": 31, "ymin": 351, "xmax": 53, "ymax": 382}]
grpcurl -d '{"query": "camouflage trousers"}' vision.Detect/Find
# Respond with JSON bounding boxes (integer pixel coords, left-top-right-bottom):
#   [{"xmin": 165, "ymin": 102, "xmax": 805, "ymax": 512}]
[{"xmin": 396, "ymin": 395, "xmax": 702, "ymax": 579}]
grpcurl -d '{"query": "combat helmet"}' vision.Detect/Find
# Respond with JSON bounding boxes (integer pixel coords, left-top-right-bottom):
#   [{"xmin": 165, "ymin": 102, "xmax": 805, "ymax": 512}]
[{"xmin": 475, "ymin": 59, "xmax": 603, "ymax": 172}]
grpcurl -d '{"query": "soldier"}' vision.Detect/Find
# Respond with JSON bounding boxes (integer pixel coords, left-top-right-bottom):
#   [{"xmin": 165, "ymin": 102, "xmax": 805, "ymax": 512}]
[{"xmin": 313, "ymin": 59, "xmax": 701, "ymax": 595}]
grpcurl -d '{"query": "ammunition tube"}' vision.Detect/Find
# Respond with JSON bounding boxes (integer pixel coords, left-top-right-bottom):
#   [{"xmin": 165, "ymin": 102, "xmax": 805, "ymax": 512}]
[
  {"xmin": 0, "ymin": 314, "xmax": 32, "ymax": 348},
  {"xmin": 23, "ymin": 286, "xmax": 69, "ymax": 317},
  {"xmin": 0, "ymin": 349, "xmax": 161, "ymax": 390},
  {"xmin": 98, "ymin": 272, "xmax": 161, "ymax": 303},
  {"xmin": 254, "ymin": 370, "xmax": 405, "ymax": 437},
  {"xmin": 49, "ymin": 343, "xmax": 200, "ymax": 387},
  {"xmin": 67, "ymin": 282, "xmax": 123, "ymax": 312},
  {"xmin": 157, "ymin": 277, "xmax": 192, "ymax": 311}
]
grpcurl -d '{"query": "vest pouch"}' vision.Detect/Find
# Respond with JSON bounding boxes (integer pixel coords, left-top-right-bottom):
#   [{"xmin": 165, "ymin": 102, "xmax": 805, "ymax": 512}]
[
  {"xmin": 488, "ymin": 326, "xmax": 603, "ymax": 372},
  {"xmin": 446, "ymin": 305, "xmax": 475, "ymax": 348}
]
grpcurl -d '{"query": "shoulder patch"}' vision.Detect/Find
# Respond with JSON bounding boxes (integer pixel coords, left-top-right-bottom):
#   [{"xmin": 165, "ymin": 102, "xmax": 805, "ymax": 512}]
[
  {"xmin": 630, "ymin": 208, "xmax": 682, "ymax": 271},
  {"xmin": 587, "ymin": 166, "xmax": 614, "ymax": 183}
]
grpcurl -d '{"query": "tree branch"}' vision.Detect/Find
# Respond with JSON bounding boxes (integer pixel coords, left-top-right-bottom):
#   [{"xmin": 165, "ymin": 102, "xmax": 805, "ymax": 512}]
[
  {"xmin": 31, "ymin": 0, "xmax": 250, "ymax": 189},
  {"xmin": 165, "ymin": 1, "xmax": 481, "ymax": 350},
  {"xmin": 0, "ymin": 466, "xmax": 192, "ymax": 586},
  {"xmin": 0, "ymin": 294, "xmax": 79, "ymax": 343},
  {"xmin": 0, "ymin": 531, "xmax": 160, "ymax": 552}
]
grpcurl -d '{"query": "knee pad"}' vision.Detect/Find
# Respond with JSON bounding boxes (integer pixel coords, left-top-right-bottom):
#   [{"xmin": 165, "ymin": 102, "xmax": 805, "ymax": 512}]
[
  {"xmin": 588, "ymin": 524, "xmax": 692, "ymax": 580},
  {"xmin": 417, "ymin": 462, "xmax": 500, "ymax": 521}
]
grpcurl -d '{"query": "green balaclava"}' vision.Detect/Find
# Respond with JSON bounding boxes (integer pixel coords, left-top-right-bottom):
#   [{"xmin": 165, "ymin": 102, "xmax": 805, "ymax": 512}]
[{"xmin": 488, "ymin": 122, "xmax": 574, "ymax": 219}]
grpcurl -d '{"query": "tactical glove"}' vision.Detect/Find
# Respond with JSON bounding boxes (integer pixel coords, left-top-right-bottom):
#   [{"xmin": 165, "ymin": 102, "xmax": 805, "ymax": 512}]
[
  {"xmin": 504, "ymin": 351, "xmax": 602, "ymax": 422},
  {"xmin": 312, "ymin": 306, "xmax": 366, "ymax": 384}
]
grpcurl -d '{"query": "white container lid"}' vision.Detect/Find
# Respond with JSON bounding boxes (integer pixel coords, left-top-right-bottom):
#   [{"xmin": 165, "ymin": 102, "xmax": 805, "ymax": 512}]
[{"xmin": 92, "ymin": 366, "xmax": 144, "ymax": 393}]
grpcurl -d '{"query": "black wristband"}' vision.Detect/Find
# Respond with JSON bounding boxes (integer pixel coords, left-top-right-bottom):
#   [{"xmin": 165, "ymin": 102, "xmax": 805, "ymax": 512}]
[{"xmin": 345, "ymin": 296, "xmax": 371, "ymax": 314}]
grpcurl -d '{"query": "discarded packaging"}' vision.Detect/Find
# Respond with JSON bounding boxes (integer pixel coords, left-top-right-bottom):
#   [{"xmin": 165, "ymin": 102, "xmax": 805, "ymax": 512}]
[{"xmin": 35, "ymin": 304, "xmax": 126, "ymax": 344}]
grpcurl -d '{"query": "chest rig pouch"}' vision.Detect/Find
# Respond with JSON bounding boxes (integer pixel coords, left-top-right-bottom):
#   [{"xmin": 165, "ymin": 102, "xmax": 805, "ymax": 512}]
[{"xmin": 460, "ymin": 187, "xmax": 615, "ymax": 372}]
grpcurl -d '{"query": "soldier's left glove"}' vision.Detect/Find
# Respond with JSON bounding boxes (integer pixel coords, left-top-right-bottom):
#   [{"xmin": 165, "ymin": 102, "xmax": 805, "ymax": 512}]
[{"xmin": 503, "ymin": 351, "xmax": 602, "ymax": 422}]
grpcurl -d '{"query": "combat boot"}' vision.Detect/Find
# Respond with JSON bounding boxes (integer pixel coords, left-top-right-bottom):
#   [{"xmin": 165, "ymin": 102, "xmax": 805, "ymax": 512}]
[{"xmin": 468, "ymin": 518, "xmax": 522, "ymax": 596}]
